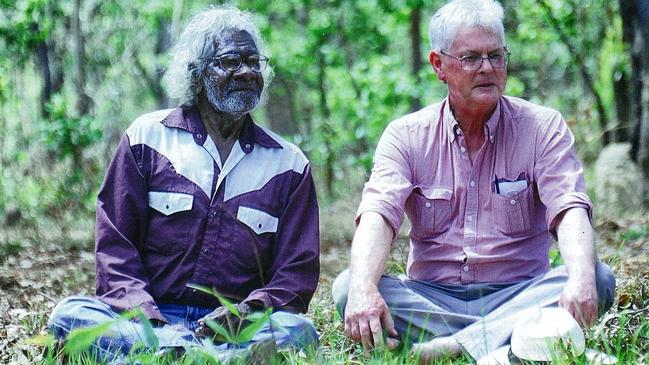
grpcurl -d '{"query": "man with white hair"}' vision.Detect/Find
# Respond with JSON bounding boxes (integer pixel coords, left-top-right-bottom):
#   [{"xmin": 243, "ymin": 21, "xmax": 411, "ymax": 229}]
[
  {"xmin": 332, "ymin": 0, "xmax": 615, "ymax": 362},
  {"xmin": 48, "ymin": 6, "xmax": 319, "ymax": 362}
]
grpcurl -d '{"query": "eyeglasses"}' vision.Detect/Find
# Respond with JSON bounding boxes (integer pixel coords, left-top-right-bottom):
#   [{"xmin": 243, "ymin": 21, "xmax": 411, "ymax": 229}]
[
  {"xmin": 439, "ymin": 49, "xmax": 510, "ymax": 71},
  {"xmin": 202, "ymin": 53, "xmax": 269, "ymax": 72}
]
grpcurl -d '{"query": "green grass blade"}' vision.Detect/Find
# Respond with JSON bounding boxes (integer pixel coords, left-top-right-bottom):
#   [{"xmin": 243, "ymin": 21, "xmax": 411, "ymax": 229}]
[
  {"xmin": 186, "ymin": 283, "xmax": 215, "ymax": 296},
  {"xmin": 64, "ymin": 320, "xmax": 115, "ymax": 355},
  {"xmin": 237, "ymin": 310, "xmax": 271, "ymax": 344},
  {"xmin": 186, "ymin": 282, "xmax": 239, "ymax": 316},
  {"xmin": 24, "ymin": 334, "xmax": 56, "ymax": 347},
  {"xmin": 134, "ymin": 308, "xmax": 159, "ymax": 349},
  {"xmin": 212, "ymin": 293, "xmax": 239, "ymax": 317},
  {"xmin": 205, "ymin": 318, "xmax": 234, "ymax": 343}
]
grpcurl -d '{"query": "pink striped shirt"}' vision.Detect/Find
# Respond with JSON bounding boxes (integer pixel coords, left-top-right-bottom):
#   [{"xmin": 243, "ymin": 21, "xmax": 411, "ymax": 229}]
[{"xmin": 357, "ymin": 96, "xmax": 592, "ymax": 284}]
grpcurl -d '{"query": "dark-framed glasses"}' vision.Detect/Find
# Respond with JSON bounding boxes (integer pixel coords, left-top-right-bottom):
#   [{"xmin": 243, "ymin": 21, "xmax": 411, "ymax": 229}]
[
  {"xmin": 440, "ymin": 48, "xmax": 510, "ymax": 71},
  {"xmin": 202, "ymin": 53, "xmax": 269, "ymax": 72}
]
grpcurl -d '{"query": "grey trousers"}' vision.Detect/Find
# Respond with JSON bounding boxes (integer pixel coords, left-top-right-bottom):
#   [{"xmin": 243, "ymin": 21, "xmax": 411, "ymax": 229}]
[{"xmin": 331, "ymin": 262, "xmax": 616, "ymax": 360}]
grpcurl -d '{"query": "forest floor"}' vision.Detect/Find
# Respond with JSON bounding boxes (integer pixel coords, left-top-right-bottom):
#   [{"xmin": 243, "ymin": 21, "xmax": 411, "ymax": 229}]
[{"xmin": 0, "ymin": 213, "xmax": 647, "ymax": 364}]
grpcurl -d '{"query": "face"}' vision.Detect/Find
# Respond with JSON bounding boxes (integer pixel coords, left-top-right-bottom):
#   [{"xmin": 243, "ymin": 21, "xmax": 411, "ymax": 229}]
[
  {"xmin": 201, "ymin": 29, "xmax": 264, "ymax": 117},
  {"xmin": 430, "ymin": 26, "xmax": 507, "ymax": 113}
]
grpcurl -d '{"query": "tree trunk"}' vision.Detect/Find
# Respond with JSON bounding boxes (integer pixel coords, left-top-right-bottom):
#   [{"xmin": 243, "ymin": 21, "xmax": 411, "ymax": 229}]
[
  {"xmin": 33, "ymin": 23, "xmax": 52, "ymax": 119},
  {"xmin": 635, "ymin": 0, "xmax": 649, "ymax": 207},
  {"xmin": 317, "ymin": 51, "xmax": 334, "ymax": 196},
  {"xmin": 73, "ymin": 0, "xmax": 90, "ymax": 116},
  {"xmin": 536, "ymin": 0, "xmax": 611, "ymax": 145},
  {"xmin": 155, "ymin": 20, "xmax": 172, "ymax": 108},
  {"xmin": 618, "ymin": 0, "xmax": 649, "ymax": 206},
  {"xmin": 410, "ymin": 5, "xmax": 422, "ymax": 112},
  {"xmin": 613, "ymin": 68, "xmax": 632, "ymax": 142},
  {"xmin": 266, "ymin": 76, "xmax": 298, "ymax": 136},
  {"xmin": 638, "ymin": 68, "xmax": 649, "ymax": 207},
  {"xmin": 619, "ymin": 0, "xmax": 644, "ymax": 158}
]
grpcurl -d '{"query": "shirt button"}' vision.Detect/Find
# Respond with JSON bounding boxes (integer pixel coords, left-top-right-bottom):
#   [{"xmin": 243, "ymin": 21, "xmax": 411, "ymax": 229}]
[
  {"xmin": 425, "ymin": 202, "xmax": 431, "ymax": 208},
  {"xmin": 203, "ymin": 248, "xmax": 209, "ymax": 254},
  {"xmin": 470, "ymin": 181, "xmax": 476, "ymax": 187},
  {"xmin": 510, "ymin": 199, "xmax": 517, "ymax": 205},
  {"xmin": 245, "ymin": 144, "xmax": 251, "ymax": 149},
  {"xmin": 463, "ymin": 265, "xmax": 469, "ymax": 272},
  {"xmin": 460, "ymin": 147, "xmax": 466, "ymax": 153},
  {"xmin": 196, "ymin": 134, "xmax": 202, "ymax": 139},
  {"xmin": 467, "ymin": 216, "xmax": 473, "ymax": 222}
]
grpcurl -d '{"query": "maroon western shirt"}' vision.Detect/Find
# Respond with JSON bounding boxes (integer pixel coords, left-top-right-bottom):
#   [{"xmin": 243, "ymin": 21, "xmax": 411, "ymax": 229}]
[{"xmin": 95, "ymin": 106, "xmax": 320, "ymax": 323}]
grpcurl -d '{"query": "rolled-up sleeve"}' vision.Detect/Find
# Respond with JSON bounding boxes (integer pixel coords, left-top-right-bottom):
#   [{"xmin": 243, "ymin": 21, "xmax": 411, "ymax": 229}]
[
  {"xmin": 533, "ymin": 112, "xmax": 592, "ymax": 236},
  {"xmin": 243, "ymin": 164, "xmax": 320, "ymax": 313},
  {"xmin": 356, "ymin": 121, "xmax": 414, "ymax": 236},
  {"xmin": 95, "ymin": 134, "xmax": 166, "ymax": 323}
]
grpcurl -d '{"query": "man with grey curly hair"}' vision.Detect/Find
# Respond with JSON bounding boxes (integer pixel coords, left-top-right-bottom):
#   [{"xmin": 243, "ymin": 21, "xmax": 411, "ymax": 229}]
[
  {"xmin": 47, "ymin": 6, "xmax": 319, "ymax": 363},
  {"xmin": 332, "ymin": 0, "xmax": 615, "ymax": 363}
]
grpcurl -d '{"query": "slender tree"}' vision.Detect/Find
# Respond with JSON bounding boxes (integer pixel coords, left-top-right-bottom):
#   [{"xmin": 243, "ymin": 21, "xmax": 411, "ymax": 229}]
[{"xmin": 619, "ymin": 0, "xmax": 649, "ymax": 206}]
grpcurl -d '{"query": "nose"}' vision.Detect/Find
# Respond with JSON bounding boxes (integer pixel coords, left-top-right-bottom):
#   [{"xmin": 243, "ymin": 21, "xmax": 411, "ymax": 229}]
[
  {"xmin": 233, "ymin": 62, "xmax": 256, "ymax": 81},
  {"xmin": 478, "ymin": 56, "xmax": 495, "ymax": 72}
]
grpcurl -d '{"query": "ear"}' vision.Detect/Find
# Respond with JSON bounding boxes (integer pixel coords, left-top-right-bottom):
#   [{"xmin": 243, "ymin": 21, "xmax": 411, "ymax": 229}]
[
  {"xmin": 188, "ymin": 62, "xmax": 204, "ymax": 93},
  {"xmin": 429, "ymin": 50, "xmax": 446, "ymax": 83}
]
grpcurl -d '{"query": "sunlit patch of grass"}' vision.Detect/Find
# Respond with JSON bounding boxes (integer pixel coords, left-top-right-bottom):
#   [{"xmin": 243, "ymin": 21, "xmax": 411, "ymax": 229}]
[{"xmin": 16, "ymin": 262, "xmax": 646, "ymax": 365}]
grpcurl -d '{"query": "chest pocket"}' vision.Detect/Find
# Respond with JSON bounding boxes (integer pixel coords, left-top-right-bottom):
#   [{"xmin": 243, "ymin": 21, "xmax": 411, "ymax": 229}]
[
  {"xmin": 491, "ymin": 184, "xmax": 536, "ymax": 237},
  {"xmin": 146, "ymin": 191, "xmax": 194, "ymax": 253},
  {"xmin": 237, "ymin": 206, "xmax": 279, "ymax": 235},
  {"xmin": 409, "ymin": 187, "xmax": 453, "ymax": 238},
  {"xmin": 148, "ymin": 191, "xmax": 194, "ymax": 215}
]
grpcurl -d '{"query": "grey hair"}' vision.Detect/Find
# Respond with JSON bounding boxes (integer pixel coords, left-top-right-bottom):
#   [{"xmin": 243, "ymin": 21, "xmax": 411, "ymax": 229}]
[
  {"xmin": 428, "ymin": 0, "xmax": 505, "ymax": 51},
  {"xmin": 164, "ymin": 5, "xmax": 273, "ymax": 106}
]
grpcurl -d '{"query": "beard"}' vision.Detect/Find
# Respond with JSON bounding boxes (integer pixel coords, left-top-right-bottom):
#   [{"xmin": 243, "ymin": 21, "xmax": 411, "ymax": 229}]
[{"xmin": 204, "ymin": 77, "xmax": 261, "ymax": 119}]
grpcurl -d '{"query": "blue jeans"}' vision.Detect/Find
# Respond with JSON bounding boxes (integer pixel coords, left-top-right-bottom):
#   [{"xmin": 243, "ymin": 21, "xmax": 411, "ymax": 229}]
[{"xmin": 48, "ymin": 296, "xmax": 318, "ymax": 362}]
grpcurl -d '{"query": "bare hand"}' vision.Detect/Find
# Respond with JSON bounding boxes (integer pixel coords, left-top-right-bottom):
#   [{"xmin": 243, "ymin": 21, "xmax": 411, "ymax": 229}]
[
  {"xmin": 195, "ymin": 302, "xmax": 251, "ymax": 337},
  {"xmin": 559, "ymin": 275, "xmax": 598, "ymax": 328},
  {"xmin": 344, "ymin": 284, "xmax": 398, "ymax": 352}
]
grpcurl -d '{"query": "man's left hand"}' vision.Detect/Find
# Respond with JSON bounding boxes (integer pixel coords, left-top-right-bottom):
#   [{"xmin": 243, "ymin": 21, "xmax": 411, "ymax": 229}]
[{"xmin": 559, "ymin": 274, "xmax": 598, "ymax": 328}]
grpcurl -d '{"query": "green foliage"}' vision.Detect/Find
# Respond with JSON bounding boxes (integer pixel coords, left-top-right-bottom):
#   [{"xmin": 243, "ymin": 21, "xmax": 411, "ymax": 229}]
[
  {"xmin": 40, "ymin": 94, "xmax": 103, "ymax": 160},
  {"xmin": 0, "ymin": 0, "xmax": 635, "ymax": 217},
  {"xmin": 0, "ymin": 0, "xmax": 56, "ymax": 63},
  {"xmin": 63, "ymin": 321, "xmax": 115, "ymax": 356},
  {"xmin": 186, "ymin": 283, "xmax": 272, "ymax": 344},
  {"xmin": 619, "ymin": 223, "xmax": 647, "ymax": 242},
  {"xmin": 0, "ymin": 240, "xmax": 23, "ymax": 257},
  {"xmin": 549, "ymin": 247, "xmax": 564, "ymax": 267}
]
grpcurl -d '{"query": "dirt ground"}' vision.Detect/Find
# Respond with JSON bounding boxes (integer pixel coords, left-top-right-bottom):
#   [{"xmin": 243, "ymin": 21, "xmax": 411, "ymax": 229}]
[{"xmin": 0, "ymin": 215, "xmax": 647, "ymax": 364}]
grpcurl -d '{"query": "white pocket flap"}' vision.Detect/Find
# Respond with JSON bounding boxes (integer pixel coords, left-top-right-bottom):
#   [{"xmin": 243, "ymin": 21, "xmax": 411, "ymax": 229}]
[
  {"xmin": 237, "ymin": 206, "xmax": 278, "ymax": 234},
  {"xmin": 148, "ymin": 191, "xmax": 193, "ymax": 216},
  {"xmin": 419, "ymin": 187, "xmax": 453, "ymax": 200}
]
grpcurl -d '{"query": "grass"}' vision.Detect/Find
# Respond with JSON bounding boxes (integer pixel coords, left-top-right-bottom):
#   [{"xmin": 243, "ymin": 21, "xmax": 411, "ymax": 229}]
[
  {"xmin": 8, "ymin": 266, "xmax": 648, "ymax": 364},
  {"xmin": 1, "ymin": 213, "xmax": 648, "ymax": 364}
]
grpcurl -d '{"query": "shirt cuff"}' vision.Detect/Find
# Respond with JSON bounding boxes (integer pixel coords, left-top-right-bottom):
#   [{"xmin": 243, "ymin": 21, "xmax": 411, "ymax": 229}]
[
  {"xmin": 546, "ymin": 194, "xmax": 592, "ymax": 237},
  {"xmin": 138, "ymin": 301, "xmax": 167, "ymax": 324},
  {"xmin": 243, "ymin": 291, "xmax": 272, "ymax": 309},
  {"xmin": 355, "ymin": 204, "xmax": 402, "ymax": 240}
]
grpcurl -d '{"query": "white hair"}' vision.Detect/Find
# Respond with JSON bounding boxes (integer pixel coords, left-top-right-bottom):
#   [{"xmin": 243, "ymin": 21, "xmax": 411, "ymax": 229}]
[
  {"xmin": 164, "ymin": 6, "xmax": 273, "ymax": 106},
  {"xmin": 428, "ymin": 0, "xmax": 505, "ymax": 51}
]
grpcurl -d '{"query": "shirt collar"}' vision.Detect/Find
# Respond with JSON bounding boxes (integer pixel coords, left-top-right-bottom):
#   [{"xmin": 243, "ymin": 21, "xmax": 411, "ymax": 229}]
[
  {"xmin": 238, "ymin": 115, "xmax": 283, "ymax": 153},
  {"xmin": 161, "ymin": 105, "xmax": 283, "ymax": 153},
  {"xmin": 442, "ymin": 97, "xmax": 501, "ymax": 144}
]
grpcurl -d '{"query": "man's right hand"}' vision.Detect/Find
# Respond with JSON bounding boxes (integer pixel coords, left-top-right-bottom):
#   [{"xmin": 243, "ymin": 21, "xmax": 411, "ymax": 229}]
[
  {"xmin": 344, "ymin": 283, "xmax": 398, "ymax": 352},
  {"xmin": 195, "ymin": 302, "xmax": 251, "ymax": 337}
]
